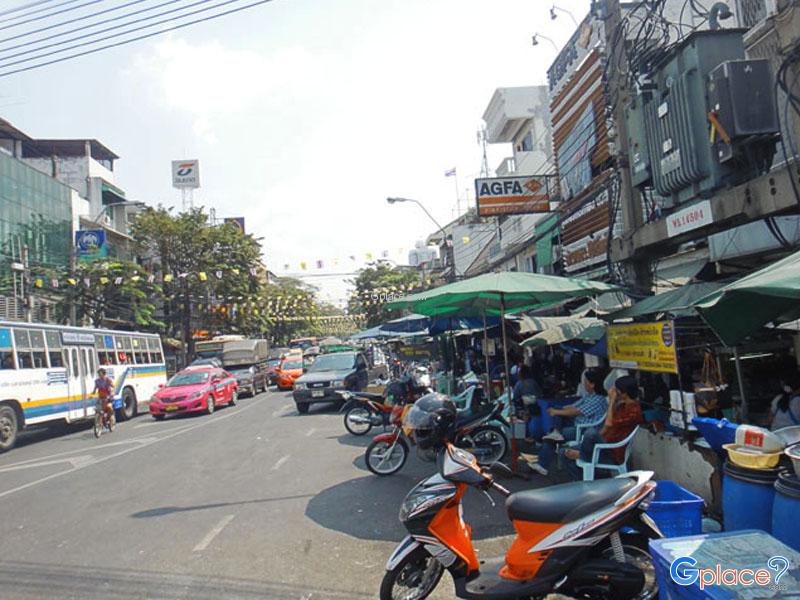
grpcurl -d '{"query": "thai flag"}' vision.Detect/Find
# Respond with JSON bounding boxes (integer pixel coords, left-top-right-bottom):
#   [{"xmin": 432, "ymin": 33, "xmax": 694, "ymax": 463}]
[{"xmin": 444, "ymin": 167, "xmax": 456, "ymax": 177}]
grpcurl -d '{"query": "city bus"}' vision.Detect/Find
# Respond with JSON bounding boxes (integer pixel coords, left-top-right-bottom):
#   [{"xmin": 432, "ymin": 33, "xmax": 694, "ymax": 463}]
[{"xmin": 0, "ymin": 322, "xmax": 167, "ymax": 452}]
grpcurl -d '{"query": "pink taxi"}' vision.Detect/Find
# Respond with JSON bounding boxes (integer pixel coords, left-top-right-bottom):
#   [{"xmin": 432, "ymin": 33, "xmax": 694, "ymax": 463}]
[{"xmin": 149, "ymin": 367, "xmax": 238, "ymax": 420}]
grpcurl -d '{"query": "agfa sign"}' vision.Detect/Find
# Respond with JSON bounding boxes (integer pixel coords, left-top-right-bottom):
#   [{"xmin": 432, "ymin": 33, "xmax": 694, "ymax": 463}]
[
  {"xmin": 171, "ymin": 159, "xmax": 200, "ymax": 189},
  {"xmin": 475, "ymin": 175, "xmax": 553, "ymax": 217}
]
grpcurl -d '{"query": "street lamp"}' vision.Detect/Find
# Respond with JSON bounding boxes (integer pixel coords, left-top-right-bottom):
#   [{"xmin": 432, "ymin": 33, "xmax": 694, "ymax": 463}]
[
  {"xmin": 531, "ymin": 33, "xmax": 559, "ymax": 51},
  {"xmin": 550, "ymin": 4, "xmax": 578, "ymax": 26},
  {"xmin": 386, "ymin": 197, "xmax": 457, "ymax": 282}
]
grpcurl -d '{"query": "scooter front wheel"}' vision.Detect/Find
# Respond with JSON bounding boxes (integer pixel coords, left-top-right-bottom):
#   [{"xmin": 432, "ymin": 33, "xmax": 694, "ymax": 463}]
[
  {"xmin": 379, "ymin": 545, "xmax": 443, "ymax": 600},
  {"xmin": 365, "ymin": 438, "xmax": 409, "ymax": 476}
]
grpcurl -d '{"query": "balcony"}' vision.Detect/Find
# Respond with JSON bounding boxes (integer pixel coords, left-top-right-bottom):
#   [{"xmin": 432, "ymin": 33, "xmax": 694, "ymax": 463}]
[{"xmin": 482, "ymin": 87, "xmax": 549, "ymax": 144}]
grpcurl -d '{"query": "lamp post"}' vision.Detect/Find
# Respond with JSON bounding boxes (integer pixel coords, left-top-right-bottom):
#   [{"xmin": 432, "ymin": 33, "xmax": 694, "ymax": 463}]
[
  {"xmin": 387, "ymin": 197, "xmax": 456, "ymax": 283},
  {"xmin": 550, "ymin": 4, "xmax": 578, "ymax": 26},
  {"xmin": 531, "ymin": 33, "xmax": 559, "ymax": 51}
]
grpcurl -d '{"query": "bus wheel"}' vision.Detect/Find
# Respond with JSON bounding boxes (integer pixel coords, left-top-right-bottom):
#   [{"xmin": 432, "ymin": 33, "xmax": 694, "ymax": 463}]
[
  {"xmin": 118, "ymin": 388, "xmax": 137, "ymax": 421},
  {"xmin": 0, "ymin": 404, "xmax": 19, "ymax": 452}
]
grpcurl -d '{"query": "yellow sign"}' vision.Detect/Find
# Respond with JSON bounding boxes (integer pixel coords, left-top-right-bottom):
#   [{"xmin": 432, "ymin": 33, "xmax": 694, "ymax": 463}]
[{"xmin": 607, "ymin": 321, "xmax": 678, "ymax": 374}]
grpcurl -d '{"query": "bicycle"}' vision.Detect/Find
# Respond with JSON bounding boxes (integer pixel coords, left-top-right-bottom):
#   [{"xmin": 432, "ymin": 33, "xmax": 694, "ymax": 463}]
[{"xmin": 94, "ymin": 399, "xmax": 116, "ymax": 438}]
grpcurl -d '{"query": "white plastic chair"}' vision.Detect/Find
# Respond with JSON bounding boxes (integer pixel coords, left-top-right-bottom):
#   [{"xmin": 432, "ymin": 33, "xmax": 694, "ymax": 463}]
[{"xmin": 575, "ymin": 426, "xmax": 640, "ymax": 481}]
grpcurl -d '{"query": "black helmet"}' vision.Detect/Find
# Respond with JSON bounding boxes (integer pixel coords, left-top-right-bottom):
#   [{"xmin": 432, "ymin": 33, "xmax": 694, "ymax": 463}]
[{"xmin": 404, "ymin": 393, "xmax": 456, "ymax": 450}]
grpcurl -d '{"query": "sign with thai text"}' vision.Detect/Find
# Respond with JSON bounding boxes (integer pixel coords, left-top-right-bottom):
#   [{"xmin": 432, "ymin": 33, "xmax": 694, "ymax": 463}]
[{"xmin": 608, "ymin": 321, "xmax": 678, "ymax": 374}]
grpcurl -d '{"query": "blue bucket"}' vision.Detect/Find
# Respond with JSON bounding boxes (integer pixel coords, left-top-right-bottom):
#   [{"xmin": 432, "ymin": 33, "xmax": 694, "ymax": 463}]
[
  {"xmin": 722, "ymin": 461, "xmax": 780, "ymax": 533},
  {"xmin": 692, "ymin": 417, "xmax": 737, "ymax": 454},
  {"xmin": 773, "ymin": 470, "xmax": 800, "ymax": 551}
]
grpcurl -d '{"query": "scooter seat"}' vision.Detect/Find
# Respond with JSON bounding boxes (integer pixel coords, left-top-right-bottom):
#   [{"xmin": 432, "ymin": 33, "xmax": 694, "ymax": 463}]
[
  {"xmin": 506, "ymin": 478, "xmax": 636, "ymax": 524},
  {"xmin": 455, "ymin": 405, "xmax": 493, "ymax": 430}
]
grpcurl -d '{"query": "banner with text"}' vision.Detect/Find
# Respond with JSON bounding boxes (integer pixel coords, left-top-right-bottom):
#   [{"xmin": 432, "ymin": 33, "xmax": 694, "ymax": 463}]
[
  {"xmin": 475, "ymin": 175, "xmax": 553, "ymax": 217},
  {"xmin": 608, "ymin": 321, "xmax": 678, "ymax": 374}
]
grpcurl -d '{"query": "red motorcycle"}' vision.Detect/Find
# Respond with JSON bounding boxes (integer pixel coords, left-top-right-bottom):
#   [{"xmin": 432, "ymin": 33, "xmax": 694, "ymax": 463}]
[
  {"xmin": 339, "ymin": 375, "xmax": 431, "ymax": 437},
  {"xmin": 364, "ymin": 396, "xmax": 510, "ymax": 476}
]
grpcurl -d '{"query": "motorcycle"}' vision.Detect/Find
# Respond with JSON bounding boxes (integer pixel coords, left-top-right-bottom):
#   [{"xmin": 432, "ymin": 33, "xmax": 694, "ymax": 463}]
[
  {"xmin": 380, "ymin": 443, "xmax": 662, "ymax": 600},
  {"xmin": 364, "ymin": 394, "xmax": 510, "ymax": 476},
  {"xmin": 339, "ymin": 370, "xmax": 432, "ymax": 437}
]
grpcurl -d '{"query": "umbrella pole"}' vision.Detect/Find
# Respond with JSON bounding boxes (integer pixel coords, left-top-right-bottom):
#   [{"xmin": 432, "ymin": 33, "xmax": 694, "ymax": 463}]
[
  {"xmin": 500, "ymin": 293, "xmax": 517, "ymax": 471},
  {"xmin": 733, "ymin": 346, "xmax": 748, "ymax": 421},
  {"xmin": 482, "ymin": 312, "xmax": 491, "ymax": 398}
]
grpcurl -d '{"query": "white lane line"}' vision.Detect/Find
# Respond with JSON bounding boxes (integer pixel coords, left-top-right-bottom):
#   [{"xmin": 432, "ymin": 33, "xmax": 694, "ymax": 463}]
[
  {"xmin": 0, "ymin": 401, "xmax": 260, "ymax": 500},
  {"xmin": 271, "ymin": 454, "xmax": 290, "ymax": 471},
  {"xmin": 192, "ymin": 514, "xmax": 235, "ymax": 552},
  {"xmin": 305, "ymin": 427, "xmax": 316, "ymax": 437}
]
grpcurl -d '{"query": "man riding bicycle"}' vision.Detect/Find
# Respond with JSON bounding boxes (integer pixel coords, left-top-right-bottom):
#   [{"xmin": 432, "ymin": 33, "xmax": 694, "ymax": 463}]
[{"xmin": 93, "ymin": 368, "xmax": 114, "ymax": 423}]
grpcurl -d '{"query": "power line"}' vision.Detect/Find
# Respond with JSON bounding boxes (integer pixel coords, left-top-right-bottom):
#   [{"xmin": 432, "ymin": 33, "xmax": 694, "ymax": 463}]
[
  {"xmin": 0, "ymin": 0, "xmax": 158, "ymax": 50},
  {"xmin": 0, "ymin": 0, "xmax": 62, "ymax": 20},
  {"xmin": 0, "ymin": 0, "xmax": 107, "ymax": 33},
  {"xmin": 0, "ymin": 0, "xmax": 241, "ymax": 68},
  {"xmin": 0, "ymin": 0, "xmax": 223, "ymax": 64},
  {"xmin": 0, "ymin": 0, "xmax": 275, "ymax": 77}
]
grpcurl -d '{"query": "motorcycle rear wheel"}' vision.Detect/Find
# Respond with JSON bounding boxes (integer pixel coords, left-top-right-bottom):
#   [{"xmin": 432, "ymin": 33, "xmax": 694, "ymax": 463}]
[
  {"xmin": 379, "ymin": 546, "xmax": 443, "ymax": 600},
  {"xmin": 344, "ymin": 405, "xmax": 373, "ymax": 436},
  {"xmin": 365, "ymin": 438, "xmax": 409, "ymax": 476},
  {"xmin": 599, "ymin": 534, "xmax": 658, "ymax": 600}
]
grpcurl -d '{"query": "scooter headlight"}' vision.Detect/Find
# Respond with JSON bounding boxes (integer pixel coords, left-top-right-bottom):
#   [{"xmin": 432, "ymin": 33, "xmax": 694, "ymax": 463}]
[{"xmin": 400, "ymin": 492, "xmax": 446, "ymax": 521}]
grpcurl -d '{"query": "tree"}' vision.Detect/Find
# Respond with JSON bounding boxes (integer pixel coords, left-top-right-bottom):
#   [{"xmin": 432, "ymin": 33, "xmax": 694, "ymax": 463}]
[
  {"xmin": 347, "ymin": 263, "xmax": 421, "ymax": 328},
  {"xmin": 131, "ymin": 207, "xmax": 264, "ymax": 356},
  {"xmin": 53, "ymin": 260, "xmax": 163, "ymax": 329}
]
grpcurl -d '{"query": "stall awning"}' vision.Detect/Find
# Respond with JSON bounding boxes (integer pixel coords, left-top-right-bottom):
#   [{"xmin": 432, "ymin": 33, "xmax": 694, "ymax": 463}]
[
  {"xmin": 607, "ymin": 281, "xmax": 727, "ymax": 321},
  {"xmin": 653, "ymin": 258, "xmax": 708, "ymax": 284},
  {"xmin": 522, "ymin": 318, "xmax": 606, "ymax": 347},
  {"xmin": 515, "ymin": 315, "xmax": 578, "ymax": 335},
  {"xmin": 695, "ymin": 249, "xmax": 800, "ymax": 345},
  {"xmin": 571, "ymin": 291, "xmax": 632, "ymax": 316}
]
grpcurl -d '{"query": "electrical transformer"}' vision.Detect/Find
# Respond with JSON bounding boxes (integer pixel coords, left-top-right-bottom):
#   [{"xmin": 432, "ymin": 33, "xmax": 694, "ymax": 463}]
[{"xmin": 626, "ymin": 30, "xmax": 779, "ymax": 205}]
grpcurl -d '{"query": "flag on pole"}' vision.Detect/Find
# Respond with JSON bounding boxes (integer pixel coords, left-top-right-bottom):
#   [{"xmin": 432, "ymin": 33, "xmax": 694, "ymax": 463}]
[{"xmin": 444, "ymin": 167, "xmax": 457, "ymax": 177}]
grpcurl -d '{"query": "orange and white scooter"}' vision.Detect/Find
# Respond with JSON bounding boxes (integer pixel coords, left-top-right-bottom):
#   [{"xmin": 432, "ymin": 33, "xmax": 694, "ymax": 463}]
[{"xmin": 380, "ymin": 440, "xmax": 662, "ymax": 600}]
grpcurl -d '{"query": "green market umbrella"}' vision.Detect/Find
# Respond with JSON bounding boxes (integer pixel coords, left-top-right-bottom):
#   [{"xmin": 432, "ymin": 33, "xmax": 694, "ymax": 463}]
[
  {"xmin": 521, "ymin": 318, "xmax": 607, "ymax": 347},
  {"xmin": 386, "ymin": 272, "xmax": 618, "ymax": 317},
  {"xmin": 386, "ymin": 272, "xmax": 617, "ymax": 469},
  {"xmin": 694, "ymin": 250, "xmax": 800, "ymax": 346}
]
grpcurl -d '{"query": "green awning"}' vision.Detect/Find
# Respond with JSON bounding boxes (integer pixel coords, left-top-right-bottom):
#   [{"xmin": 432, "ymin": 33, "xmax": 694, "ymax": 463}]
[
  {"xmin": 695, "ymin": 250, "xmax": 800, "ymax": 345},
  {"xmin": 516, "ymin": 315, "xmax": 577, "ymax": 335},
  {"xmin": 522, "ymin": 318, "xmax": 606, "ymax": 347},
  {"xmin": 571, "ymin": 291, "xmax": 632, "ymax": 316},
  {"xmin": 654, "ymin": 258, "xmax": 708, "ymax": 283},
  {"xmin": 607, "ymin": 281, "xmax": 727, "ymax": 321},
  {"xmin": 385, "ymin": 272, "xmax": 618, "ymax": 317},
  {"xmin": 535, "ymin": 214, "xmax": 559, "ymax": 268},
  {"xmin": 101, "ymin": 181, "xmax": 126, "ymax": 203}
]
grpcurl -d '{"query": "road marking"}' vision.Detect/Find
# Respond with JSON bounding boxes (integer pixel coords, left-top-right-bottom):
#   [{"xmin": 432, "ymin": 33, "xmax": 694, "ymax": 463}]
[
  {"xmin": 0, "ymin": 401, "xmax": 260, "ymax": 500},
  {"xmin": 193, "ymin": 514, "xmax": 235, "ymax": 552},
  {"xmin": 305, "ymin": 428, "xmax": 316, "ymax": 437},
  {"xmin": 271, "ymin": 454, "xmax": 289, "ymax": 471}
]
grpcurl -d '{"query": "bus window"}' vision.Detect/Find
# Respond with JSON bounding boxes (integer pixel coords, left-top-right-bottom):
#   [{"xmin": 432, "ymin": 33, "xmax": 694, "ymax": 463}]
[
  {"xmin": 71, "ymin": 349, "xmax": 79, "ymax": 378},
  {"xmin": 46, "ymin": 330, "xmax": 63, "ymax": 368},
  {"xmin": 29, "ymin": 329, "xmax": 46, "ymax": 368},
  {"xmin": 134, "ymin": 337, "xmax": 148, "ymax": 364},
  {"xmin": 0, "ymin": 328, "xmax": 14, "ymax": 369},
  {"xmin": 14, "ymin": 329, "xmax": 33, "ymax": 369}
]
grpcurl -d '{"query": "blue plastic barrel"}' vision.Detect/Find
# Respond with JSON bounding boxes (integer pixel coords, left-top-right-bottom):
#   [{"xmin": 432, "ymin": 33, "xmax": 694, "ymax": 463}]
[
  {"xmin": 645, "ymin": 481, "xmax": 704, "ymax": 538},
  {"xmin": 722, "ymin": 461, "xmax": 780, "ymax": 533},
  {"xmin": 772, "ymin": 470, "xmax": 800, "ymax": 551}
]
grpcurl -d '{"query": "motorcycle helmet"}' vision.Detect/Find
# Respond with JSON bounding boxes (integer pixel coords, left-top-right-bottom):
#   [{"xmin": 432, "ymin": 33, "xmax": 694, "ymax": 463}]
[{"xmin": 404, "ymin": 393, "xmax": 456, "ymax": 450}]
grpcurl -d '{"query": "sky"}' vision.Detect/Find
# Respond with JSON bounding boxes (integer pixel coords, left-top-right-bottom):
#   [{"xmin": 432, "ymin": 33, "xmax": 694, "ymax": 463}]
[{"xmin": 0, "ymin": 0, "xmax": 590, "ymax": 306}]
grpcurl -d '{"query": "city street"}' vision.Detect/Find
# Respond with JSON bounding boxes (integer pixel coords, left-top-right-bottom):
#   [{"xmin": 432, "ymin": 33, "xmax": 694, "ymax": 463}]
[{"xmin": 0, "ymin": 389, "xmax": 535, "ymax": 600}]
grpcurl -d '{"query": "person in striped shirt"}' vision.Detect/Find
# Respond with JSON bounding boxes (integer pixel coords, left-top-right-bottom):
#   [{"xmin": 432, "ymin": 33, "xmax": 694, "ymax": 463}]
[{"xmin": 529, "ymin": 368, "xmax": 607, "ymax": 476}]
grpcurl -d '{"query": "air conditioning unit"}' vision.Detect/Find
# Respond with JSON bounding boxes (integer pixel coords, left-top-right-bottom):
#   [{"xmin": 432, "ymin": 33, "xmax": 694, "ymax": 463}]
[{"xmin": 626, "ymin": 30, "xmax": 779, "ymax": 205}]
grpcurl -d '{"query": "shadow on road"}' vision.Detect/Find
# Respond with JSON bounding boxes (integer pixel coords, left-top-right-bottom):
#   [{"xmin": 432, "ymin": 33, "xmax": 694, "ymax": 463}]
[
  {"xmin": 13, "ymin": 420, "xmax": 94, "ymax": 449},
  {"xmin": 130, "ymin": 493, "xmax": 315, "ymax": 519},
  {"xmin": 0, "ymin": 560, "xmax": 369, "ymax": 599},
  {"xmin": 330, "ymin": 432, "xmax": 374, "ymax": 448},
  {"xmin": 305, "ymin": 469, "xmax": 544, "ymax": 542}
]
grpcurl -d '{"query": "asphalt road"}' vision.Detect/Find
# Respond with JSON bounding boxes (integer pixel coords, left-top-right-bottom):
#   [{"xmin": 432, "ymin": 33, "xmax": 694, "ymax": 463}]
[{"xmin": 0, "ymin": 388, "xmax": 544, "ymax": 600}]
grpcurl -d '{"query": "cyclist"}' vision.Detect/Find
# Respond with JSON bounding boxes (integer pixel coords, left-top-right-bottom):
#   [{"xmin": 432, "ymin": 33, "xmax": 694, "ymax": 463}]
[{"xmin": 93, "ymin": 368, "xmax": 114, "ymax": 425}]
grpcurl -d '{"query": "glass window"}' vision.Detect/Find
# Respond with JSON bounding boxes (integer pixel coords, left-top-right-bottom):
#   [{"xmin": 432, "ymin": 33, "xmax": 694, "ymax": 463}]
[
  {"xmin": 134, "ymin": 351, "xmax": 147, "ymax": 364},
  {"xmin": 0, "ymin": 351, "xmax": 15, "ymax": 369},
  {"xmin": 95, "ymin": 334, "xmax": 105, "ymax": 350},
  {"xmin": 45, "ymin": 330, "xmax": 61, "ymax": 350},
  {"xmin": 49, "ymin": 351, "xmax": 64, "ymax": 368},
  {"xmin": 71, "ymin": 349, "xmax": 79, "ymax": 378},
  {"xmin": 13, "ymin": 328, "xmax": 30, "ymax": 350},
  {"xmin": 32, "ymin": 352, "xmax": 46, "ymax": 369},
  {"xmin": 17, "ymin": 350, "xmax": 33, "ymax": 369},
  {"xmin": 29, "ymin": 329, "xmax": 44, "ymax": 349}
]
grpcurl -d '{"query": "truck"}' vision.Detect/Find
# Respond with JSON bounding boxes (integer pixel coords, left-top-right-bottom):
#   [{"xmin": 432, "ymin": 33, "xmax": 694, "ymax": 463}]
[{"xmin": 193, "ymin": 336, "xmax": 270, "ymax": 397}]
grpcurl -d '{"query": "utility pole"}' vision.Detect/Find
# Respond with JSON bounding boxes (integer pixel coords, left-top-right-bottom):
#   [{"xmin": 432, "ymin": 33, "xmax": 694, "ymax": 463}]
[{"xmin": 603, "ymin": 0, "xmax": 652, "ymax": 295}]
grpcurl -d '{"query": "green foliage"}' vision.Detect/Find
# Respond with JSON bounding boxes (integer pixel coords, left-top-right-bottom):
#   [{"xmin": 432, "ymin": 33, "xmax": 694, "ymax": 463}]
[
  {"xmin": 53, "ymin": 260, "xmax": 163, "ymax": 329},
  {"xmin": 347, "ymin": 264, "xmax": 420, "ymax": 328}
]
